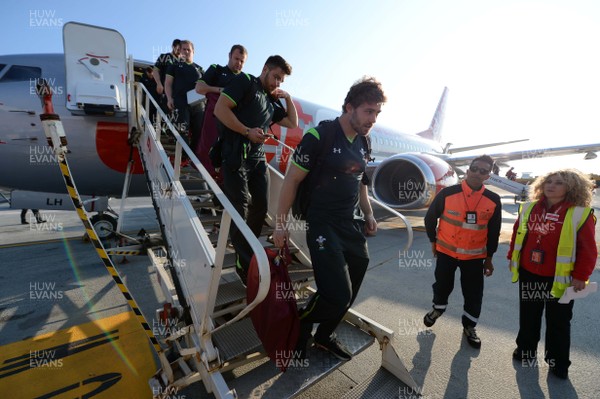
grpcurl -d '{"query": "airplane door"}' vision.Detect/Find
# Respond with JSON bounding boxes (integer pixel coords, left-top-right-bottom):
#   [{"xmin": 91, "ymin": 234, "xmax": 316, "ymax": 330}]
[{"xmin": 63, "ymin": 22, "xmax": 128, "ymax": 117}]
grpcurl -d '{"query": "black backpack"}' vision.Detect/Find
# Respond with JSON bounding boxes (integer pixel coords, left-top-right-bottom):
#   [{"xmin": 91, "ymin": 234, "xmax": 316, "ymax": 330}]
[
  {"xmin": 209, "ymin": 76, "xmax": 284, "ymax": 170},
  {"xmin": 291, "ymin": 119, "xmax": 372, "ymax": 220}
]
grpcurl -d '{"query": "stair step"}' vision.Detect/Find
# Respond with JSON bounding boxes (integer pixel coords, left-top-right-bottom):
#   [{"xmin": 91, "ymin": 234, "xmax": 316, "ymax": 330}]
[
  {"xmin": 212, "ymin": 317, "xmax": 263, "ymax": 363},
  {"xmin": 342, "ymin": 368, "xmax": 409, "ymax": 399},
  {"xmin": 190, "ymin": 200, "xmax": 218, "ymax": 210},
  {"xmin": 179, "ymin": 177, "xmax": 209, "ymax": 191},
  {"xmin": 215, "ymin": 280, "xmax": 246, "ymax": 309},
  {"xmin": 185, "ymin": 189, "xmax": 214, "ymax": 196},
  {"xmin": 227, "ymin": 321, "xmax": 375, "ymax": 398}
]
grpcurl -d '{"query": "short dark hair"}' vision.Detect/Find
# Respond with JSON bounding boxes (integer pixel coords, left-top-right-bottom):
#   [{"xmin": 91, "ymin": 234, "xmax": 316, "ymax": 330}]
[
  {"xmin": 230, "ymin": 44, "xmax": 248, "ymax": 56},
  {"xmin": 470, "ymin": 155, "xmax": 494, "ymax": 170},
  {"xmin": 265, "ymin": 55, "xmax": 292, "ymax": 75},
  {"xmin": 342, "ymin": 76, "xmax": 387, "ymax": 113},
  {"xmin": 172, "ymin": 39, "xmax": 181, "ymax": 48}
]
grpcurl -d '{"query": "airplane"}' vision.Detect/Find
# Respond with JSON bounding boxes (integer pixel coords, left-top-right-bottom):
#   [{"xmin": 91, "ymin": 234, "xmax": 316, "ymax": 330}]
[{"xmin": 2, "ymin": 53, "xmax": 600, "ymax": 226}]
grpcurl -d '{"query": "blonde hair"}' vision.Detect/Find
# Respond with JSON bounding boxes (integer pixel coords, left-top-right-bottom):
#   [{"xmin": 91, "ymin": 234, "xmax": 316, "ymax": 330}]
[{"xmin": 529, "ymin": 168, "xmax": 594, "ymax": 207}]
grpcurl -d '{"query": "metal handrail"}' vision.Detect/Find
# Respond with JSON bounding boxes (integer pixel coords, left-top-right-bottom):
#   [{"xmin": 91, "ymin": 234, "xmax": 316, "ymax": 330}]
[
  {"xmin": 133, "ymin": 82, "xmax": 271, "ymax": 335},
  {"xmin": 368, "ymin": 196, "xmax": 413, "ymax": 252}
]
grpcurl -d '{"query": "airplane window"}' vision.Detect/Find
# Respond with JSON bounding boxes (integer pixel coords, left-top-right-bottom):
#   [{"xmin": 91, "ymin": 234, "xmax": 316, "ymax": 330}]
[{"xmin": 0, "ymin": 65, "xmax": 42, "ymax": 82}]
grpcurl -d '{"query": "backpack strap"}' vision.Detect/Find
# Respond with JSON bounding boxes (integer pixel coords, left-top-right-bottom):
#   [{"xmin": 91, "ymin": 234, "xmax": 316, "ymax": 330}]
[
  {"xmin": 312, "ymin": 119, "xmax": 338, "ymax": 170},
  {"xmin": 360, "ymin": 135, "xmax": 374, "ymax": 162}
]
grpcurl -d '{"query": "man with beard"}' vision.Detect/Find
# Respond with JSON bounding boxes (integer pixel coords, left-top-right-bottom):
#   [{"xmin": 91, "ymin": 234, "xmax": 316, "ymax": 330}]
[
  {"xmin": 214, "ymin": 55, "xmax": 298, "ymax": 284},
  {"xmin": 272, "ymin": 77, "xmax": 385, "ymax": 360}
]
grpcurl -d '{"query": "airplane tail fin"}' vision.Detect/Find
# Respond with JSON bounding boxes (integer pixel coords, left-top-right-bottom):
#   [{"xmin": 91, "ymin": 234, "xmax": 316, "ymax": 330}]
[{"xmin": 416, "ymin": 87, "xmax": 448, "ymax": 143}]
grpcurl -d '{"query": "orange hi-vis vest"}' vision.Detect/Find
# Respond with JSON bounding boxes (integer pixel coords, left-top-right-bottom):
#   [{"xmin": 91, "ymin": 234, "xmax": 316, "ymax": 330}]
[{"xmin": 436, "ymin": 181, "xmax": 499, "ymax": 260}]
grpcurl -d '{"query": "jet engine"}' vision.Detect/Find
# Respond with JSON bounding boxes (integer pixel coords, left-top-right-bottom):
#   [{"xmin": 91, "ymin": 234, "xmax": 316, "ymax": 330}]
[{"xmin": 370, "ymin": 153, "xmax": 457, "ymax": 209}]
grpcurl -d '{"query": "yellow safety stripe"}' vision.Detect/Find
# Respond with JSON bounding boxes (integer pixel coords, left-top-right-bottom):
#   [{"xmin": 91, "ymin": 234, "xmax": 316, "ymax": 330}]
[{"xmin": 42, "ymin": 112, "xmax": 162, "ymax": 356}]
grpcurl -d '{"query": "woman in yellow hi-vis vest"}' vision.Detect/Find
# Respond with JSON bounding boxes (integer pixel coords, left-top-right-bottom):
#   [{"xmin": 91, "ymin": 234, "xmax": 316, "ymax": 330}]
[{"xmin": 508, "ymin": 169, "xmax": 596, "ymax": 380}]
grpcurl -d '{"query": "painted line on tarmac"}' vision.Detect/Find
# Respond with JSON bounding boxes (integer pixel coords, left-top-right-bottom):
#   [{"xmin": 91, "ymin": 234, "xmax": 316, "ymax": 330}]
[{"xmin": 0, "ymin": 311, "xmax": 156, "ymax": 398}]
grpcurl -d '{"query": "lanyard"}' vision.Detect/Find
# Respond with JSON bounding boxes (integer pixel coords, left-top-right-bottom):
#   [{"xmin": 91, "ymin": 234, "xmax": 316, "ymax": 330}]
[{"xmin": 462, "ymin": 188, "xmax": 483, "ymax": 213}]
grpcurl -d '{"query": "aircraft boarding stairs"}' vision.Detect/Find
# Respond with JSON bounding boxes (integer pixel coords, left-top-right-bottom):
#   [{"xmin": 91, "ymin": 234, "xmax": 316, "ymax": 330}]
[{"xmin": 132, "ymin": 82, "xmax": 418, "ymax": 398}]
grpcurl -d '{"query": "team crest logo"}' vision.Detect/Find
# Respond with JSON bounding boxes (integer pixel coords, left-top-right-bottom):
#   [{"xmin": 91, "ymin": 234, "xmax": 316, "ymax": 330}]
[{"xmin": 316, "ymin": 236, "xmax": 326, "ymax": 250}]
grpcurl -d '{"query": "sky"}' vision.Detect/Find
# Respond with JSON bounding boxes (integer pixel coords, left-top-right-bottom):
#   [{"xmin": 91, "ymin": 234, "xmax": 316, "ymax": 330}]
[{"xmin": 2, "ymin": 0, "xmax": 600, "ymax": 176}]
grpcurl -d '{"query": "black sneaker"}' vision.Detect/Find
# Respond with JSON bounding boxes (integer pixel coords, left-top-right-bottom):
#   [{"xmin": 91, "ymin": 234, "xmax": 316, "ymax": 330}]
[
  {"xmin": 314, "ymin": 336, "xmax": 352, "ymax": 361},
  {"xmin": 549, "ymin": 366, "xmax": 569, "ymax": 379},
  {"xmin": 463, "ymin": 326, "xmax": 481, "ymax": 348},
  {"xmin": 423, "ymin": 309, "xmax": 443, "ymax": 327}
]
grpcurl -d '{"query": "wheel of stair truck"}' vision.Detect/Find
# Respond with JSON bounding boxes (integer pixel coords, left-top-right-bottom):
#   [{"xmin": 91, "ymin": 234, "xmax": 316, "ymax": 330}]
[{"xmin": 90, "ymin": 213, "xmax": 118, "ymax": 239}]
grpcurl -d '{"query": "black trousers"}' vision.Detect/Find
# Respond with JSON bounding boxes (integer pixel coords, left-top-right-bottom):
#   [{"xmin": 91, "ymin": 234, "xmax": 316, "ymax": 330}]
[
  {"xmin": 516, "ymin": 267, "xmax": 573, "ymax": 371},
  {"xmin": 299, "ymin": 218, "xmax": 369, "ymax": 342},
  {"xmin": 171, "ymin": 101, "xmax": 205, "ymax": 150},
  {"xmin": 221, "ymin": 158, "xmax": 268, "ymax": 271},
  {"xmin": 431, "ymin": 252, "xmax": 484, "ymax": 328}
]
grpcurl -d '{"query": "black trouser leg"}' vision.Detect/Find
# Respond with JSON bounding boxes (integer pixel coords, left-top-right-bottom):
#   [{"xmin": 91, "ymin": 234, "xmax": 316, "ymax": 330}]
[
  {"xmin": 245, "ymin": 160, "xmax": 268, "ymax": 238},
  {"xmin": 300, "ymin": 219, "xmax": 369, "ymax": 343},
  {"xmin": 516, "ymin": 268, "xmax": 548, "ymax": 356},
  {"xmin": 172, "ymin": 102, "xmax": 191, "ymax": 149},
  {"xmin": 458, "ymin": 259, "xmax": 484, "ymax": 327},
  {"xmin": 221, "ymin": 159, "xmax": 268, "ymax": 272},
  {"xmin": 545, "ymin": 293, "xmax": 574, "ymax": 371},
  {"xmin": 431, "ymin": 252, "xmax": 458, "ymax": 313}
]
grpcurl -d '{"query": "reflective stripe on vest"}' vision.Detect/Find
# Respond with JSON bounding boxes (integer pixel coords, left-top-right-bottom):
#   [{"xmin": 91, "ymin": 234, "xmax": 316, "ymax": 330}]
[
  {"xmin": 435, "ymin": 183, "xmax": 495, "ymax": 260},
  {"xmin": 510, "ymin": 202, "xmax": 591, "ymax": 298},
  {"xmin": 437, "ymin": 239, "xmax": 487, "ymax": 256},
  {"xmin": 439, "ymin": 214, "xmax": 487, "ymax": 230}
]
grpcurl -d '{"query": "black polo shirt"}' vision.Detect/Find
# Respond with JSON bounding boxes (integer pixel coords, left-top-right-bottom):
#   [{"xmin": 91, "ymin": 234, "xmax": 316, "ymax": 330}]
[
  {"xmin": 153, "ymin": 52, "xmax": 178, "ymax": 85},
  {"xmin": 292, "ymin": 118, "xmax": 369, "ymax": 219},
  {"xmin": 166, "ymin": 61, "xmax": 204, "ymax": 108},
  {"xmin": 198, "ymin": 64, "xmax": 238, "ymax": 87},
  {"xmin": 221, "ymin": 73, "xmax": 286, "ymax": 159}
]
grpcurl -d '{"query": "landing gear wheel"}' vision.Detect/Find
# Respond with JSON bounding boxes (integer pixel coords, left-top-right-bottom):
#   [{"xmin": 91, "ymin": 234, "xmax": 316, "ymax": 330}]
[{"xmin": 90, "ymin": 214, "xmax": 117, "ymax": 239}]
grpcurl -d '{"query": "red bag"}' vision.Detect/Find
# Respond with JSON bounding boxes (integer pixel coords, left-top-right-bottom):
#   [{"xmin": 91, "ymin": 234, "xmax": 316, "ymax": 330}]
[{"xmin": 247, "ymin": 243, "xmax": 300, "ymax": 372}]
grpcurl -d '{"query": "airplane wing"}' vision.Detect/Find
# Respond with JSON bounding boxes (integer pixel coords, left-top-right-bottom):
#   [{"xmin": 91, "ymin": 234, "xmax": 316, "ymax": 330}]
[
  {"xmin": 446, "ymin": 139, "xmax": 529, "ymax": 153},
  {"xmin": 442, "ymin": 142, "xmax": 600, "ymax": 167}
]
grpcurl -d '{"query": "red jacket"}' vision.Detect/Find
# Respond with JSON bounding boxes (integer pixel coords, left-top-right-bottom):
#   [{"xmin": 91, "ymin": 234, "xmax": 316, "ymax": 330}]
[{"xmin": 507, "ymin": 197, "xmax": 597, "ymax": 280}]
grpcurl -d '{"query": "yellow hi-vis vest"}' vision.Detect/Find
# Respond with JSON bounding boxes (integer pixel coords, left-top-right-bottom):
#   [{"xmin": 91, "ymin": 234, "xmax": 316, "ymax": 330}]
[{"xmin": 510, "ymin": 201, "xmax": 592, "ymax": 298}]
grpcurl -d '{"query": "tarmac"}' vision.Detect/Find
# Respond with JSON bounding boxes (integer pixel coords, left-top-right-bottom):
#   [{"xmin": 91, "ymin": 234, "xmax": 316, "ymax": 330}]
[{"xmin": 0, "ymin": 188, "xmax": 598, "ymax": 399}]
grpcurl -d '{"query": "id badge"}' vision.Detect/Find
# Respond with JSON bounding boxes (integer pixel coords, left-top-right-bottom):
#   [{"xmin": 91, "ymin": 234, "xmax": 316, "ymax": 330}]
[
  {"xmin": 466, "ymin": 211, "xmax": 477, "ymax": 224},
  {"xmin": 531, "ymin": 249, "xmax": 544, "ymax": 264}
]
